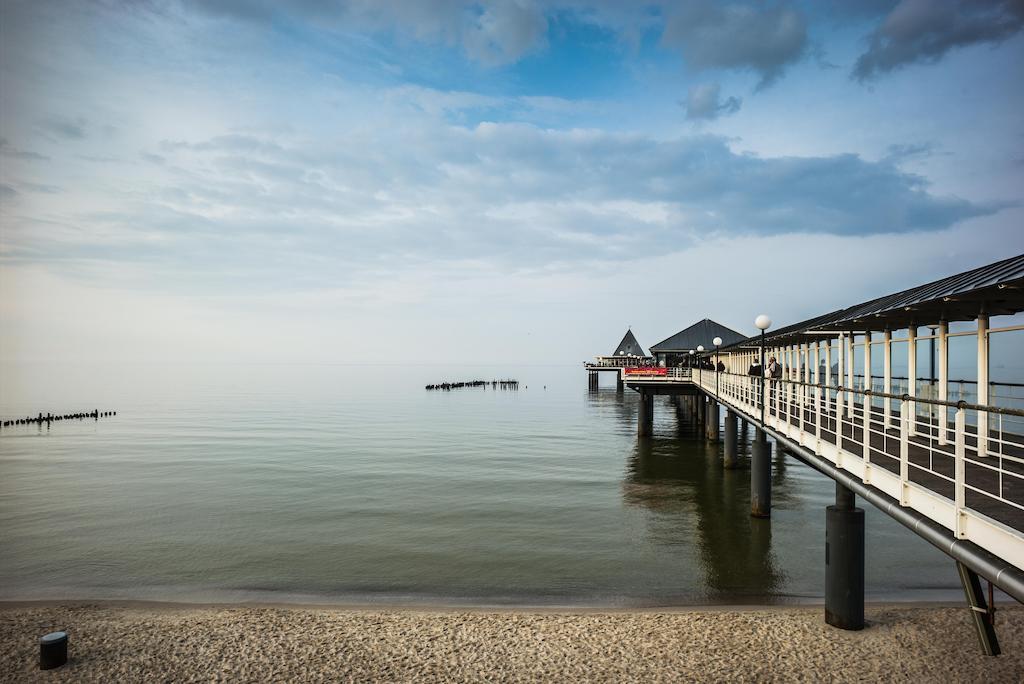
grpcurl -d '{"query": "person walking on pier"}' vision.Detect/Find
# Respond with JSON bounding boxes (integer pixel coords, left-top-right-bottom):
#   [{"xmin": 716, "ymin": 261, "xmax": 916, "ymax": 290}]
[
  {"xmin": 748, "ymin": 357, "xmax": 762, "ymax": 406},
  {"xmin": 767, "ymin": 355, "xmax": 781, "ymax": 410}
]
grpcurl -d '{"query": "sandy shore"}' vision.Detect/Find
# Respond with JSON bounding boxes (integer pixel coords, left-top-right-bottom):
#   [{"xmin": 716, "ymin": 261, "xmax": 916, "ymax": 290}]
[{"xmin": 1, "ymin": 601, "xmax": 1022, "ymax": 682}]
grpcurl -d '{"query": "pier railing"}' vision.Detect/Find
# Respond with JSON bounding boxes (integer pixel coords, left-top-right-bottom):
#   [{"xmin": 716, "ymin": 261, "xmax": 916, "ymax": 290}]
[
  {"xmin": 694, "ymin": 370, "xmax": 1024, "ymax": 569},
  {"xmin": 622, "ymin": 367, "xmax": 692, "ymax": 380}
]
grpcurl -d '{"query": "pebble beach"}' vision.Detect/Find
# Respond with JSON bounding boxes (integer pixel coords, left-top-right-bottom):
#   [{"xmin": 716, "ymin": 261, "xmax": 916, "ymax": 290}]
[{"xmin": 2, "ymin": 602, "xmax": 1023, "ymax": 682}]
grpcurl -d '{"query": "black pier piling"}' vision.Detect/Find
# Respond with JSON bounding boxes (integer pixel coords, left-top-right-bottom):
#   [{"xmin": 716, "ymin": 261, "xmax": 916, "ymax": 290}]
[{"xmin": 825, "ymin": 481, "xmax": 864, "ymax": 630}]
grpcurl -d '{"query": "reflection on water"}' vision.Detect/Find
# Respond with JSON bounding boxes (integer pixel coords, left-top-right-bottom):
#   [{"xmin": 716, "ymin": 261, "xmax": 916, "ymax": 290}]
[
  {"xmin": 0, "ymin": 363, "xmax": 963, "ymax": 605},
  {"xmin": 620, "ymin": 398, "xmax": 784, "ymax": 602}
]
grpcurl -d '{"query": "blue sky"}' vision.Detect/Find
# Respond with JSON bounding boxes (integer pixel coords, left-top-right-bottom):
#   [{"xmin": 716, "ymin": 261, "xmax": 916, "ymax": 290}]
[{"xmin": 1, "ymin": 0, "xmax": 1023, "ymax": 364}]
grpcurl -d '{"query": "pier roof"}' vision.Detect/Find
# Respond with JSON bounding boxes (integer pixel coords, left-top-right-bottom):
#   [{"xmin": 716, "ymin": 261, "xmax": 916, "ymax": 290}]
[
  {"xmin": 612, "ymin": 329, "xmax": 647, "ymax": 357},
  {"xmin": 724, "ymin": 254, "xmax": 1024, "ymax": 349},
  {"xmin": 650, "ymin": 319, "xmax": 746, "ymax": 353}
]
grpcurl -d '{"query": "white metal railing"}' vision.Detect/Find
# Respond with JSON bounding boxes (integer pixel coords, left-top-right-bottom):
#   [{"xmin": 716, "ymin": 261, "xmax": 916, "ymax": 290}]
[
  {"xmin": 695, "ymin": 370, "xmax": 1024, "ymax": 570},
  {"xmin": 620, "ymin": 367, "xmax": 692, "ymax": 381},
  {"xmin": 587, "ymin": 356, "xmax": 654, "ymax": 368}
]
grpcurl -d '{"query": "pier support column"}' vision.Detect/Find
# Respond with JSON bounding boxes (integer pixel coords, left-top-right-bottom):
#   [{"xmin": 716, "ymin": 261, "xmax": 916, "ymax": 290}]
[
  {"xmin": 825, "ymin": 482, "xmax": 864, "ymax": 631},
  {"xmin": 696, "ymin": 393, "xmax": 705, "ymax": 428},
  {"xmin": 723, "ymin": 410, "xmax": 739, "ymax": 469},
  {"xmin": 751, "ymin": 429, "xmax": 772, "ymax": 518},
  {"xmin": 956, "ymin": 561, "xmax": 1000, "ymax": 656},
  {"xmin": 706, "ymin": 399, "xmax": 719, "ymax": 442},
  {"xmin": 638, "ymin": 391, "xmax": 653, "ymax": 437},
  {"xmin": 616, "ymin": 374, "xmax": 624, "ymax": 394}
]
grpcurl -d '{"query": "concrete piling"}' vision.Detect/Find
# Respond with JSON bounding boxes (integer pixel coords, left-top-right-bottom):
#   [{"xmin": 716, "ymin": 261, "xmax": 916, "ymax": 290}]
[
  {"xmin": 706, "ymin": 399, "xmax": 719, "ymax": 442},
  {"xmin": 723, "ymin": 410, "xmax": 739, "ymax": 469},
  {"xmin": 751, "ymin": 429, "xmax": 772, "ymax": 518},
  {"xmin": 825, "ymin": 481, "xmax": 864, "ymax": 630},
  {"xmin": 638, "ymin": 391, "xmax": 653, "ymax": 437}
]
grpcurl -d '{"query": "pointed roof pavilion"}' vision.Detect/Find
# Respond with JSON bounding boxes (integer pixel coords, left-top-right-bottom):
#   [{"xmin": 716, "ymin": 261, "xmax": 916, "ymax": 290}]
[
  {"xmin": 649, "ymin": 318, "xmax": 746, "ymax": 353},
  {"xmin": 612, "ymin": 329, "xmax": 647, "ymax": 357}
]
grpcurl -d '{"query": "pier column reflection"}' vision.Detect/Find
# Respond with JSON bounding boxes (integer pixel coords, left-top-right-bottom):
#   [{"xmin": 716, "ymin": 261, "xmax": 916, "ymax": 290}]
[{"xmin": 623, "ymin": 435, "xmax": 784, "ymax": 602}]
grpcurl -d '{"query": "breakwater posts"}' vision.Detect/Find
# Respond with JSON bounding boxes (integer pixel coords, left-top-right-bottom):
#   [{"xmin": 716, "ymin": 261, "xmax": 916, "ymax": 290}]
[
  {"xmin": 425, "ymin": 380, "xmax": 519, "ymax": 391},
  {"xmin": 1, "ymin": 410, "xmax": 117, "ymax": 429}
]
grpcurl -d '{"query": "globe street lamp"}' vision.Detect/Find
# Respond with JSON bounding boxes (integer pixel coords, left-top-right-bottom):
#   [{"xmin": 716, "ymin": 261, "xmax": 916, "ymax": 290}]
[
  {"xmin": 696, "ymin": 345, "xmax": 705, "ymax": 386},
  {"xmin": 755, "ymin": 315, "xmax": 772, "ymax": 426},
  {"xmin": 713, "ymin": 336, "xmax": 723, "ymax": 399}
]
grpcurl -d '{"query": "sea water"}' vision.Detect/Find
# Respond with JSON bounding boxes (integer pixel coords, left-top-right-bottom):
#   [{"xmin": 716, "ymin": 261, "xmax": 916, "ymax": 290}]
[{"xmin": 0, "ymin": 362, "xmax": 961, "ymax": 606}]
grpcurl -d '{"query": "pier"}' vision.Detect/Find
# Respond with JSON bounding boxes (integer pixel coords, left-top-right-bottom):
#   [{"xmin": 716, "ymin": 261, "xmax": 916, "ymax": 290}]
[{"xmin": 585, "ymin": 254, "xmax": 1024, "ymax": 655}]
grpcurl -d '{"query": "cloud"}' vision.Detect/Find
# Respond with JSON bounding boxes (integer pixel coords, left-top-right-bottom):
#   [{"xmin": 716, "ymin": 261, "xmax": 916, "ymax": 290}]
[
  {"xmin": 853, "ymin": 0, "xmax": 1024, "ymax": 81},
  {"xmin": 0, "ymin": 138, "xmax": 49, "ymax": 161},
  {"xmin": 662, "ymin": 1, "xmax": 808, "ymax": 86},
  {"xmin": 883, "ymin": 142, "xmax": 935, "ymax": 162},
  {"xmin": 0, "ymin": 119, "xmax": 998, "ymax": 297},
  {"xmin": 35, "ymin": 115, "xmax": 88, "ymax": 140},
  {"xmin": 684, "ymin": 83, "xmax": 742, "ymax": 120},
  {"xmin": 462, "ymin": 0, "xmax": 548, "ymax": 65},
  {"xmin": 180, "ymin": 0, "xmax": 549, "ymax": 66}
]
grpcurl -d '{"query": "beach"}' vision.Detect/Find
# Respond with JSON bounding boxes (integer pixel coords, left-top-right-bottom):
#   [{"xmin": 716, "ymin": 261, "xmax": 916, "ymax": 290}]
[{"xmin": 1, "ymin": 602, "xmax": 1022, "ymax": 682}]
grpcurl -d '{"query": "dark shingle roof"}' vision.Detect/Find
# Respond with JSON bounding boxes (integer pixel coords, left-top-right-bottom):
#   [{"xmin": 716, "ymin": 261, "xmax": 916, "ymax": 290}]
[
  {"xmin": 650, "ymin": 319, "xmax": 746, "ymax": 353},
  {"xmin": 612, "ymin": 329, "xmax": 647, "ymax": 357},
  {"xmin": 722, "ymin": 254, "xmax": 1024, "ymax": 350}
]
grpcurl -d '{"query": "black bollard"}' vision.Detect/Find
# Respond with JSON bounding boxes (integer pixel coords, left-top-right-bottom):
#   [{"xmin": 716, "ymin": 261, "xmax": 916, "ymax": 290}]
[
  {"xmin": 826, "ymin": 482, "xmax": 865, "ymax": 630},
  {"xmin": 40, "ymin": 631, "xmax": 68, "ymax": 670}
]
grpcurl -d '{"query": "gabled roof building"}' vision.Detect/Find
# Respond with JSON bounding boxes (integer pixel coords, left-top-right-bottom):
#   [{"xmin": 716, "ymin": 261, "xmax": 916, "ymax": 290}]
[
  {"xmin": 612, "ymin": 329, "xmax": 647, "ymax": 357},
  {"xmin": 649, "ymin": 318, "xmax": 746, "ymax": 366}
]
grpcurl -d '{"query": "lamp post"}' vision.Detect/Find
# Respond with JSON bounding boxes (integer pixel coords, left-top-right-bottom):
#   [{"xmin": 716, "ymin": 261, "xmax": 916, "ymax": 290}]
[
  {"xmin": 713, "ymin": 336, "xmax": 723, "ymax": 399},
  {"xmin": 696, "ymin": 345, "xmax": 705, "ymax": 386},
  {"xmin": 755, "ymin": 315, "xmax": 772, "ymax": 426}
]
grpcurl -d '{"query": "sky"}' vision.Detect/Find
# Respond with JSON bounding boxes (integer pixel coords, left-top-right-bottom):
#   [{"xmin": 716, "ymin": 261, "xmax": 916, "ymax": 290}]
[{"xmin": 1, "ymin": 0, "xmax": 1023, "ymax": 365}]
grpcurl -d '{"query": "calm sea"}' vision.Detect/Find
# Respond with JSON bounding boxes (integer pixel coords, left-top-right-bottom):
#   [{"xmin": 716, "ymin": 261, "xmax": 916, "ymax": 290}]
[{"xmin": 0, "ymin": 363, "xmax": 962, "ymax": 606}]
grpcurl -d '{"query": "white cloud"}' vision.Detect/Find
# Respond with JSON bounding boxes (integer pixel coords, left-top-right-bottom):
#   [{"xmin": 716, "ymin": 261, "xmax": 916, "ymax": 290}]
[{"xmin": 684, "ymin": 83, "xmax": 742, "ymax": 120}]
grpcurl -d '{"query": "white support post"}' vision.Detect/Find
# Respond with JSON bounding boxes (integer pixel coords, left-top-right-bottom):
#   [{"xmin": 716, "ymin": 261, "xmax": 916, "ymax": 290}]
[
  {"xmin": 863, "ymin": 331, "xmax": 872, "ymax": 391},
  {"xmin": 794, "ymin": 342, "xmax": 802, "ymax": 428},
  {"xmin": 825, "ymin": 338, "xmax": 833, "ymax": 422},
  {"xmin": 863, "ymin": 331, "xmax": 873, "ymax": 482},
  {"xmin": 846, "ymin": 333, "xmax": 856, "ymax": 419},
  {"xmin": 883, "ymin": 329, "xmax": 892, "ymax": 431},
  {"xmin": 900, "ymin": 397, "xmax": 910, "ymax": 505},
  {"xmin": 790, "ymin": 344, "xmax": 797, "ymax": 425},
  {"xmin": 814, "ymin": 340, "xmax": 821, "ymax": 445},
  {"xmin": 907, "ymin": 326, "xmax": 917, "ymax": 437},
  {"xmin": 977, "ymin": 313, "xmax": 990, "ymax": 458},
  {"xmin": 938, "ymin": 321, "xmax": 949, "ymax": 446},
  {"xmin": 955, "ymin": 406, "xmax": 966, "ymax": 537},
  {"xmin": 836, "ymin": 333, "xmax": 844, "ymax": 418},
  {"xmin": 783, "ymin": 344, "xmax": 790, "ymax": 424}
]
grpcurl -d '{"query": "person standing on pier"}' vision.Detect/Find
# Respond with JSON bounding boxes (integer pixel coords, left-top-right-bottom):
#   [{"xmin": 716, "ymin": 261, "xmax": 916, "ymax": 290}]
[
  {"xmin": 748, "ymin": 356, "xmax": 762, "ymax": 405},
  {"xmin": 767, "ymin": 356, "xmax": 781, "ymax": 410}
]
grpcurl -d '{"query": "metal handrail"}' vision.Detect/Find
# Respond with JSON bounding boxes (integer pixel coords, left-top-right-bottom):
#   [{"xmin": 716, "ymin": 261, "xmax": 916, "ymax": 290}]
[
  {"xmin": 709, "ymin": 370, "xmax": 1024, "ymax": 417},
  {"xmin": 693, "ymin": 364, "xmax": 1024, "ymax": 585}
]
